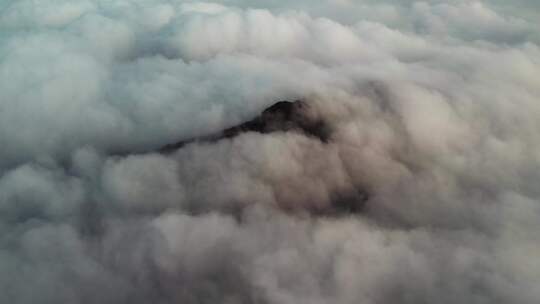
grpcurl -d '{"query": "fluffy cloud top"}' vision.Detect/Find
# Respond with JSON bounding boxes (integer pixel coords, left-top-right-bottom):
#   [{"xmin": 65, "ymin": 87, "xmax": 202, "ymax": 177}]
[{"xmin": 0, "ymin": 1, "xmax": 539, "ymax": 303}]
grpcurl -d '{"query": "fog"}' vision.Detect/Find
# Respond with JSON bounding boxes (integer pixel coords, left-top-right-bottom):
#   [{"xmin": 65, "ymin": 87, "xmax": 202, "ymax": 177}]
[{"xmin": 0, "ymin": 1, "xmax": 539, "ymax": 303}]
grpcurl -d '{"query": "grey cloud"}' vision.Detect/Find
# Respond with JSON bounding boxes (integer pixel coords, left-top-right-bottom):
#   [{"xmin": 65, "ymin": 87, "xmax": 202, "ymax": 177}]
[{"xmin": 0, "ymin": 1, "xmax": 539, "ymax": 303}]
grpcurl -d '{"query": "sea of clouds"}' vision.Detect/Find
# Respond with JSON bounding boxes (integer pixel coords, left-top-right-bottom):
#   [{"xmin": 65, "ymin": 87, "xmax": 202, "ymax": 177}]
[{"xmin": 0, "ymin": 0, "xmax": 539, "ymax": 303}]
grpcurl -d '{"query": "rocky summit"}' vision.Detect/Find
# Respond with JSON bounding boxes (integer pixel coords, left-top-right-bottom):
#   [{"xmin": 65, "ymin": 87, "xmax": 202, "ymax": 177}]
[{"xmin": 159, "ymin": 100, "xmax": 331, "ymax": 153}]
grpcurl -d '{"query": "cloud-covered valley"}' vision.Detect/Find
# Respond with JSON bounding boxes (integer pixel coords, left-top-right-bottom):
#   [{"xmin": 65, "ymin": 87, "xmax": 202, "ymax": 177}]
[{"xmin": 0, "ymin": 1, "xmax": 539, "ymax": 303}]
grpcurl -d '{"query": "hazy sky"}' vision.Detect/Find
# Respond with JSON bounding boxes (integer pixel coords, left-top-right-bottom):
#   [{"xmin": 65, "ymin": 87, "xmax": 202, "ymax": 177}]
[{"xmin": 0, "ymin": 1, "xmax": 539, "ymax": 303}]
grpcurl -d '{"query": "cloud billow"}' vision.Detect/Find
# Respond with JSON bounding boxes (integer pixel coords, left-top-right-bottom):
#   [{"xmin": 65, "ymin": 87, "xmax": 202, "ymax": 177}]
[{"xmin": 0, "ymin": 1, "xmax": 539, "ymax": 303}]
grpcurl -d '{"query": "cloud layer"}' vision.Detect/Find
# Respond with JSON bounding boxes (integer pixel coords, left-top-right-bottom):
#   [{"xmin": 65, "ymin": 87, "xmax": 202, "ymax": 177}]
[{"xmin": 0, "ymin": 1, "xmax": 539, "ymax": 303}]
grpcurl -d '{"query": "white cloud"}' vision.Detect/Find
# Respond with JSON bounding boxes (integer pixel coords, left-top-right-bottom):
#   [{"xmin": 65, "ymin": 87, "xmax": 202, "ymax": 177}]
[{"xmin": 0, "ymin": 1, "xmax": 539, "ymax": 303}]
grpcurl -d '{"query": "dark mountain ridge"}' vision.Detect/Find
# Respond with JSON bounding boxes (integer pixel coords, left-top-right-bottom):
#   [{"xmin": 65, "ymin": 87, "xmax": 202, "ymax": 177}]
[{"xmin": 159, "ymin": 100, "xmax": 331, "ymax": 153}]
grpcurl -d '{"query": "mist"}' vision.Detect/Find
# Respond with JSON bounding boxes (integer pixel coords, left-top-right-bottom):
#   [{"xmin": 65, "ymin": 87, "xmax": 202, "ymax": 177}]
[{"xmin": 0, "ymin": 1, "xmax": 539, "ymax": 303}]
